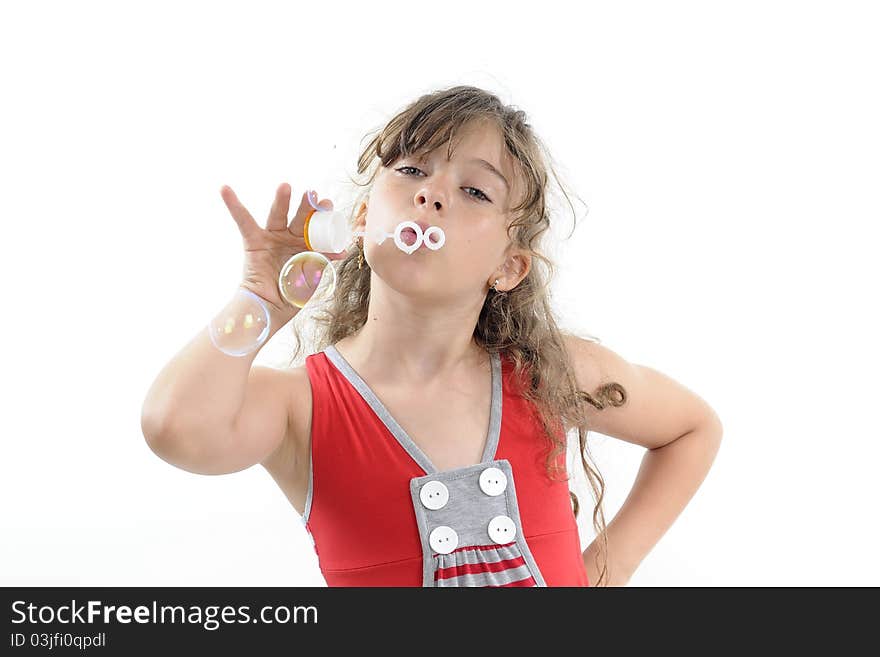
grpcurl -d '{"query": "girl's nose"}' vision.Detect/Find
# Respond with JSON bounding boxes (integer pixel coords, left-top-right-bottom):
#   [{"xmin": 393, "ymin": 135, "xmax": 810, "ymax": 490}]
[{"xmin": 416, "ymin": 193, "xmax": 443, "ymax": 211}]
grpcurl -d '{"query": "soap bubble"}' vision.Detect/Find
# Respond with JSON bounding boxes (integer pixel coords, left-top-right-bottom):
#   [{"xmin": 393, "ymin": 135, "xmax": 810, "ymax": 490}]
[
  {"xmin": 208, "ymin": 287, "xmax": 271, "ymax": 357},
  {"xmin": 278, "ymin": 251, "xmax": 337, "ymax": 308},
  {"xmin": 207, "ymin": 251, "xmax": 337, "ymax": 358}
]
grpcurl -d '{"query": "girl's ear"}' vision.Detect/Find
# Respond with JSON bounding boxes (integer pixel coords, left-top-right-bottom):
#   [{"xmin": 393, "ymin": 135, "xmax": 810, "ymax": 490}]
[
  {"xmin": 496, "ymin": 252, "xmax": 532, "ymax": 290},
  {"xmin": 354, "ymin": 200, "xmax": 368, "ymax": 230},
  {"xmin": 514, "ymin": 252, "xmax": 532, "ymax": 280}
]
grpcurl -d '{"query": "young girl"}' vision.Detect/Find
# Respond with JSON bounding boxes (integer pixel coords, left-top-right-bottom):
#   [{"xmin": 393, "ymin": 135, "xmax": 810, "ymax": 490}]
[{"xmin": 141, "ymin": 85, "xmax": 723, "ymax": 587}]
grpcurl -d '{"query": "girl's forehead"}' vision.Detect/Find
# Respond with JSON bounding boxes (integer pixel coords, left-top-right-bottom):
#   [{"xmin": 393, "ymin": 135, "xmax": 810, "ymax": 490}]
[
  {"xmin": 379, "ymin": 119, "xmax": 524, "ymax": 203},
  {"xmin": 409, "ymin": 130, "xmax": 517, "ymax": 183},
  {"xmin": 429, "ymin": 122, "xmax": 506, "ymax": 162}
]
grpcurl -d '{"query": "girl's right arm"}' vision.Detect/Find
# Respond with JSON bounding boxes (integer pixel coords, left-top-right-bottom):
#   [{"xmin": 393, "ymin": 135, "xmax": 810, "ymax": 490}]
[
  {"xmin": 140, "ymin": 183, "xmax": 344, "ymax": 475},
  {"xmin": 140, "ymin": 302, "xmax": 300, "ymax": 475}
]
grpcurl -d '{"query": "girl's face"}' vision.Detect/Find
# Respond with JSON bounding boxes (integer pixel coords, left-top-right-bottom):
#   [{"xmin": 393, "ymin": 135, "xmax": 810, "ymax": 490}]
[{"xmin": 358, "ymin": 121, "xmax": 521, "ymax": 300}]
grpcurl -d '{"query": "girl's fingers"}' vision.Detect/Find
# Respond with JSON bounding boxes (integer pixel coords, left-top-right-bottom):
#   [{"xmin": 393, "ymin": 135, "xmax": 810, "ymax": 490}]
[
  {"xmin": 220, "ymin": 185, "xmax": 260, "ymax": 241},
  {"xmin": 265, "ymin": 183, "xmax": 292, "ymax": 231}
]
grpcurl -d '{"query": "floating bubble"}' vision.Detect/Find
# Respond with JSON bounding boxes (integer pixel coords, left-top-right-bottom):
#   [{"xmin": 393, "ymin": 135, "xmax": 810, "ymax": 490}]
[
  {"xmin": 207, "ymin": 287, "xmax": 271, "ymax": 357},
  {"xmin": 278, "ymin": 251, "xmax": 337, "ymax": 308}
]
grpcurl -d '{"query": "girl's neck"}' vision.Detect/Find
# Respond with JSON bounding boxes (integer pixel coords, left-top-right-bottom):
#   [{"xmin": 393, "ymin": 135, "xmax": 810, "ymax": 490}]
[{"xmin": 334, "ymin": 331, "xmax": 488, "ymax": 388}]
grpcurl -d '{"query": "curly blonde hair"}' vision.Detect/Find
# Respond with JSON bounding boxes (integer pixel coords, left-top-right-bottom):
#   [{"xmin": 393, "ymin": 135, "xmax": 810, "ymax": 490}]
[{"xmin": 285, "ymin": 85, "xmax": 627, "ymax": 587}]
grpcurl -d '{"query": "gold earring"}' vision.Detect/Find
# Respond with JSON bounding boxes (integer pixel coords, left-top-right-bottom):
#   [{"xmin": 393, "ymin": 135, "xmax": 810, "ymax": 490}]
[{"xmin": 357, "ymin": 238, "xmax": 364, "ymax": 270}]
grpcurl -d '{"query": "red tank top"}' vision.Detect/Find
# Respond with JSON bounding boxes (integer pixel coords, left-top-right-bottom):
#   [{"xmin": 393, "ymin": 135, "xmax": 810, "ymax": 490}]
[{"xmin": 301, "ymin": 344, "xmax": 589, "ymax": 587}]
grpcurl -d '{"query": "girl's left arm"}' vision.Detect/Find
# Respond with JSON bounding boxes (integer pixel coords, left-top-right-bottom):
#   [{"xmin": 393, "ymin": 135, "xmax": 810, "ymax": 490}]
[{"xmin": 562, "ymin": 335, "xmax": 724, "ymax": 586}]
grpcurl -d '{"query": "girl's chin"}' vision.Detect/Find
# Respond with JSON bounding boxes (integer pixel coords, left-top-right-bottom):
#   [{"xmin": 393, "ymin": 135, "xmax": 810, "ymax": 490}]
[
  {"xmin": 373, "ymin": 266, "xmax": 442, "ymax": 289},
  {"xmin": 374, "ymin": 251, "xmax": 434, "ymax": 266}
]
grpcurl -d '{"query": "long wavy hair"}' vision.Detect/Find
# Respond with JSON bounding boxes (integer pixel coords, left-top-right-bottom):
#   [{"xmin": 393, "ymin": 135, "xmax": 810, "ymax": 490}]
[{"xmin": 285, "ymin": 85, "xmax": 627, "ymax": 587}]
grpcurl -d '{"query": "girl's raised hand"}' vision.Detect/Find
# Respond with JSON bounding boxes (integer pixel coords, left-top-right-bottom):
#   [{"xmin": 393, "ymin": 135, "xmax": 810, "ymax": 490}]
[{"xmin": 220, "ymin": 183, "xmax": 348, "ymax": 314}]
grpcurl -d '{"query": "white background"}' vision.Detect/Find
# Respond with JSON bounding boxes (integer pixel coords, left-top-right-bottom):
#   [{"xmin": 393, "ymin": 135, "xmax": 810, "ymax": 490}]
[{"xmin": 2, "ymin": 0, "xmax": 877, "ymax": 586}]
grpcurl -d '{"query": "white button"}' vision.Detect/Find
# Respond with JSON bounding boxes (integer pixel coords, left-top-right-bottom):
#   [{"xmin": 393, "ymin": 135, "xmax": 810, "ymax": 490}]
[
  {"xmin": 479, "ymin": 467, "xmax": 507, "ymax": 496},
  {"xmin": 419, "ymin": 480, "xmax": 449, "ymax": 510},
  {"xmin": 488, "ymin": 515, "xmax": 517, "ymax": 544},
  {"xmin": 429, "ymin": 526, "xmax": 459, "ymax": 554}
]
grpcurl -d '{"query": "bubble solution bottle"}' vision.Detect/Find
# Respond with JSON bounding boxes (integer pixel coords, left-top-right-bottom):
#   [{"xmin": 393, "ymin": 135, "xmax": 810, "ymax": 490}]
[{"xmin": 301, "ymin": 200, "xmax": 353, "ymax": 254}]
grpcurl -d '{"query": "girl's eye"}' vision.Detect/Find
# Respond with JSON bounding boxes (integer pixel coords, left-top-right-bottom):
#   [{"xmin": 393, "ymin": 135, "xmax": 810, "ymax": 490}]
[
  {"xmin": 464, "ymin": 187, "xmax": 491, "ymax": 202},
  {"xmin": 394, "ymin": 166, "xmax": 492, "ymax": 203}
]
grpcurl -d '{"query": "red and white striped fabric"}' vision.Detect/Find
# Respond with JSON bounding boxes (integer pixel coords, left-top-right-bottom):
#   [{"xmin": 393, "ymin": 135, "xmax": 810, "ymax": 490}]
[{"xmin": 433, "ymin": 541, "xmax": 538, "ymax": 587}]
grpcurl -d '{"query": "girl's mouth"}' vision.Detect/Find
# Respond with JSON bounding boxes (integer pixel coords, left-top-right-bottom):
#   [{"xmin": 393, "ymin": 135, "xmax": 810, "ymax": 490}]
[{"xmin": 401, "ymin": 227, "xmax": 419, "ymax": 246}]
